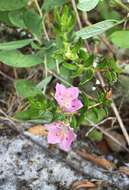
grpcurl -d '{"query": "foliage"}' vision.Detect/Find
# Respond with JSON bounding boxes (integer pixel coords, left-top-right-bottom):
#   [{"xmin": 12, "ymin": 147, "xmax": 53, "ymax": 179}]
[
  {"xmin": 110, "ymin": 30, "xmax": 129, "ymax": 48},
  {"xmin": 77, "ymin": 0, "xmax": 100, "ymax": 12},
  {"xmin": 0, "ymin": 0, "xmax": 128, "ymax": 148}
]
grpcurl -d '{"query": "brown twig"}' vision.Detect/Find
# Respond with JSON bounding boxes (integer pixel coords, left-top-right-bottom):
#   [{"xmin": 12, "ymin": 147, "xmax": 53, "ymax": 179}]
[
  {"xmin": 82, "ymin": 12, "xmax": 116, "ymax": 55},
  {"xmin": 71, "ymin": 0, "xmax": 91, "ymax": 52},
  {"xmin": 85, "ymin": 117, "xmax": 116, "ymax": 137},
  {"xmin": 97, "ymin": 71, "xmax": 129, "ymax": 146},
  {"xmin": 0, "ymin": 70, "xmax": 14, "ymax": 81},
  {"xmin": 86, "ymin": 117, "xmax": 129, "ymax": 152},
  {"xmin": 77, "ymin": 149, "xmax": 114, "ymax": 170},
  {"xmin": 33, "ymin": 0, "xmax": 50, "ymax": 41}
]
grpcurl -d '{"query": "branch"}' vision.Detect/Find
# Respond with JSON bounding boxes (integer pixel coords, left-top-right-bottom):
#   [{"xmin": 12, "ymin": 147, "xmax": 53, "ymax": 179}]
[
  {"xmin": 114, "ymin": 0, "xmax": 129, "ymax": 12},
  {"xmin": 71, "ymin": 0, "xmax": 129, "ymax": 146},
  {"xmin": 33, "ymin": 0, "xmax": 50, "ymax": 41}
]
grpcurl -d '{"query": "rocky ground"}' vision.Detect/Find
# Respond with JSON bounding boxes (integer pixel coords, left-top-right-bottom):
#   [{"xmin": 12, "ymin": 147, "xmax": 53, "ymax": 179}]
[
  {"xmin": 0, "ymin": 134, "xmax": 79, "ymax": 190},
  {"xmin": 0, "ymin": 125, "xmax": 129, "ymax": 190}
]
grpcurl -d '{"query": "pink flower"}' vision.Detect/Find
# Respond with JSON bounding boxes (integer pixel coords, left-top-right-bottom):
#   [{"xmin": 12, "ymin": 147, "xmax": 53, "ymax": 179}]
[
  {"xmin": 55, "ymin": 83, "xmax": 83, "ymax": 113},
  {"xmin": 45, "ymin": 122, "xmax": 76, "ymax": 152}
]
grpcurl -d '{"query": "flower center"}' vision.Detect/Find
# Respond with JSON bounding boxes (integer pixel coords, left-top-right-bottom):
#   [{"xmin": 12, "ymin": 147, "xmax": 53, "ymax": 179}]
[
  {"xmin": 61, "ymin": 95, "xmax": 72, "ymax": 108},
  {"xmin": 56, "ymin": 125, "xmax": 68, "ymax": 139}
]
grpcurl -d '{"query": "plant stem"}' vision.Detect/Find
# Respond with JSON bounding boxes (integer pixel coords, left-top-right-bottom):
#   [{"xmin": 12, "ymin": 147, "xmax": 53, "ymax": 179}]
[
  {"xmin": 33, "ymin": 0, "xmax": 50, "ymax": 41},
  {"xmin": 71, "ymin": 0, "xmax": 91, "ymax": 52},
  {"xmin": 48, "ymin": 70, "xmax": 94, "ymax": 100},
  {"xmin": 71, "ymin": 0, "xmax": 129, "ymax": 146},
  {"xmin": 114, "ymin": 0, "xmax": 129, "ymax": 12},
  {"xmin": 82, "ymin": 12, "xmax": 116, "ymax": 55},
  {"xmin": 71, "ymin": 0, "xmax": 82, "ymax": 29},
  {"xmin": 56, "ymin": 60, "xmax": 60, "ymax": 74},
  {"xmin": 86, "ymin": 117, "xmax": 129, "ymax": 152},
  {"xmin": 44, "ymin": 55, "xmax": 48, "ymax": 77},
  {"xmin": 97, "ymin": 71, "xmax": 129, "ymax": 146}
]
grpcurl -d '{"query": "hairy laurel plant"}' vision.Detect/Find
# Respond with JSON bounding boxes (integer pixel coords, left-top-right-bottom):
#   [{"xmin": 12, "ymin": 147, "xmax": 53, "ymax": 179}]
[{"xmin": 0, "ymin": 0, "xmax": 129, "ymax": 150}]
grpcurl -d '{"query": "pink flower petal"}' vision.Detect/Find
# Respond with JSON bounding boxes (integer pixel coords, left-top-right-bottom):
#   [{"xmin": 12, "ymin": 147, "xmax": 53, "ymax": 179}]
[
  {"xmin": 55, "ymin": 83, "xmax": 66, "ymax": 99},
  {"xmin": 45, "ymin": 122, "xmax": 60, "ymax": 130},
  {"xmin": 47, "ymin": 128, "xmax": 62, "ymax": 144},
  {"xmin": 62, "ymin": 99, "xmax": 83, "ymax": 113},
  {"xmin": 70, "ymin": 99, "xmax": 83, "ymax": 112},
  {"xmin": 59, "ymin": 128, "xmax": 76, "ymax": 151},
  {"xmin": 45, "ymin": 121, "xmax": 76, "ymax": 152},
  {"xmin": 54, "ymin": 83, "xmax": 83, "ymax": 113},
  {"xmin": 45, "ymin": 122, "xmax": 62, "ymax": 144},
  {"xmin": 67, "ymin": 87, "xmax": 79, "ymax": 99}
]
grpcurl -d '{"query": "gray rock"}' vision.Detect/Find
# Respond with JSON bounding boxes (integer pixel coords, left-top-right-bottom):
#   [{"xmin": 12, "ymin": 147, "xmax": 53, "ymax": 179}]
[
  {"xmin": 0, "ymin": 136, "xmax": 81, "ymax": 190},
  {"xmin": 0, "ymin": 133, "xmax": 129, "ymax": 190}
]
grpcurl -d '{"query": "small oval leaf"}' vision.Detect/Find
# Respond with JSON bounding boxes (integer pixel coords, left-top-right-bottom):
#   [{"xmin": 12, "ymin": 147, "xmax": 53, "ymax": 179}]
[
  {"xmin": 76, "ymin": 20, "xmax": 119, "ymax": 40},
  {"xmin": 77, "ymin": 0, "xmax": 99, "ymax": 12},
  {"xmin": 15, "ymin": 80, "xmax": 42, "ymax": 98},
  {"xmin": 0, "ymin": 50, "xmax": 42, "ymax": 68},
  {"xmin": 110, "ymin": 30, "xmax": 129, "ymax": 48},
  {"xmin": 0, "ymin": 0, "xmax": 28, "ymax": 11},
  {"xmin": 0, "ymin": 39, "xmax": 32, "ymax": 50}
]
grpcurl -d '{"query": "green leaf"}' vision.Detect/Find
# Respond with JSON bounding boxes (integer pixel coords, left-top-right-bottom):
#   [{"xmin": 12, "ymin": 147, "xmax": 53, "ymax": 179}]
[
  {"xmin": 71, "ymin": 115, "xmax": 78, "ymax": 129},
  {"xmin": 98, "ymin": 0, "xmax": 121, "ymax": 20},
  {"xmin": 97, "ymin": 57, "xmax": 121, "ymax": 73},
  {"xmin": 9, "ymin": 9, "xmax": 42, "ymax": 38},
  {"xmin": 15, "ymin": 95, "xmax": 53, "ymax": 123},
  {"xmin": 63, "ymin": 63, "xmax": 77, "ymax": 70},
  {"xmin": 0, "ymin": 0, "xmax": 28, "ymax": 11},
  {"xmin": 110, "ymin": 30, "xmax": 129, "ymax": 48},
  {"xmin": 37, "ymin": 43, "xmax": 57, "ymax": 70},
  {"xmin": 88, "ymin": 129, "xmax": 103, "ymax": 142},
  {"xmin": 37, "ymin": 111, "xmax": 53, "ymax": 123},
  {"xmin": 23, "ymin": 9, "xmax": 42, "ymax": 38},
  {"xmin": 105, "ymin": 71, "xmax": 117, "ymax": 84},
  {"xmin": 71, "ymin": 67, "xmax": 83, "ymax": 78},
  {"xmin": 0, "ymin": 50, "xmax": 42, "ymax": 68},
  {"xmin": 15, "ymin": 109, "xmax": 53, "ymax": 123},
  {"xmin": 85, "ymin": 55, "xmax": 94, "ymax": 67},
  {"xmin": 76, "ymin": 20, "xmax": 119, "ymax": 40},
  {"xmin": 37, "ymin": 76, "xmax": 52, "ymax": 94},
  {"xmin": 0, "ymin": 11, "xmax": 12, "ymax": 26},
  {"xmin": 15, "ymin": 80, "xmax": 42, "ymax": 98},
  {"xmin": 77, "ymin": 0, "xmax": 99, "ymax": 12},
  {"xmin": 54, "ymin": 5, "xmax": 75, "ymax": 34},
  {"xmin": 54, "ymin": 112, "xmax": 66, "ymax": 121},
  {"xmin": 82, "ymin": 108, "xmax": 107, "ymax": 125},
  {"xmin": 79, "ymin": 48, "xmax": 89, "ymax": 62},
  {"xmin": 15, "ymin": 109, "xmax": 39, "ymax": 120},
  {"xmin": 60, "ymin": 66, "xmax": 73, "ymax": 83},
  {"xmin": 42, "ymin": 0, "xmax": 66, "ymax": 11},
  {"xmin": 9, "ymin": 10, "xmax": 26, "ymax": 28},
  {"xmin": 80, "ymin": 69, "xmax": 94, "ymax": 85},
  {"xmin": 0, "ymin": 39, "xmax": 32, "ymax": 50}
]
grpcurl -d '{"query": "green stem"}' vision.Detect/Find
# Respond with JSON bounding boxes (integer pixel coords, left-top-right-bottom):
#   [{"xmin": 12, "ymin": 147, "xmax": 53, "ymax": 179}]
[
  {"xmin": 44, "ymin": 55, "xmax": 48, "ymax": 77},
  {"xmin": 56, "ymin": 60, "xmax": 60, "ymax": 74},
  {"xmin": 34, "ymin": 0, "xmax": 95, "ymax": 101}
]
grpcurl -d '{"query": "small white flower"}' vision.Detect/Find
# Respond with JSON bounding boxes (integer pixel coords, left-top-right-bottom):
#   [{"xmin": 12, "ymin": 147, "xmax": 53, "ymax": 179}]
[
  {"xmin": 16, "ymin": 28, "xmax": 22, "ymax": 32},
  {"xmin": 92, "ymin": 86, "xmax": 96, "ymax": 91},
  {"xmin": 96, "ymin": 80, "xmax": 101, "ymax": 85},
  {"xmin": 93, "ymin": 61, "xmax": 97, "ymax": 68}
]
